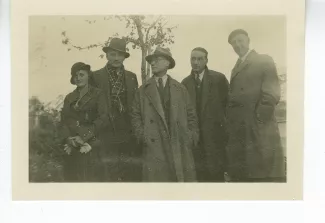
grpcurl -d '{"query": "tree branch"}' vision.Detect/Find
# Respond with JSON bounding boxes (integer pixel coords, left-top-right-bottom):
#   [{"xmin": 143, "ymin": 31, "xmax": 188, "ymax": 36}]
[
  {"xmin": 124, "ymin": 36, "xmax": 138, "ymax": 45},
  {"xmin": 130, "ymin": 16, "xmax": 145, "ymax": 48},
  {"xmin": 145, "ymin": 16, "xmax": 163, "ymax": 44},
  {"xmin": 64, "ymin": 41, "xmax": 105, "ymax": 51}
]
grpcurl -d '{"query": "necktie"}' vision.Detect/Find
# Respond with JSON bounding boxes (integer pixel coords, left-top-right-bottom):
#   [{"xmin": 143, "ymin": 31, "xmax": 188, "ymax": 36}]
[
  {"xmin": 195, "ymin": 74, "xmax": 202, "ymax": 119},
  {"xmin": 158, "ymin": 78, "xmax": 164, "ymax": 102},
  {"xmin": 195, "ymin": 74, "xmax": 201, "ymax": 88}
]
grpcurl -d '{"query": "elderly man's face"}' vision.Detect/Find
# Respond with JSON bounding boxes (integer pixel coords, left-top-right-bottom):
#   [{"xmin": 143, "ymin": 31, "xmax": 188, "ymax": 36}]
[
  {"xmin": 150, "ymin": 56, "xmax": 170, "ymax": 75},
  {"xmin": 106, "ymin": 49, "xmax": 126, "ymax": 68},
  {"xmin": 230, "ymin": 34, "xmax": 250, "ymax": 57}
]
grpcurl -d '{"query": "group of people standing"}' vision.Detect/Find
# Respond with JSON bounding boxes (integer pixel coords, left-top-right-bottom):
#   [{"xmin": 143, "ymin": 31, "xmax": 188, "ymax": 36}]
[{"xmin": 59, "ymin": 29, "xmax": 286, "ymax": 183}]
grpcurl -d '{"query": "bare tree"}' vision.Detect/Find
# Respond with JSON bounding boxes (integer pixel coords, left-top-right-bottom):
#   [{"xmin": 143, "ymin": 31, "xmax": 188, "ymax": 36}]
[{"xmin": 61, "ymin": 15, "xmax": 178, "ymax": 84}]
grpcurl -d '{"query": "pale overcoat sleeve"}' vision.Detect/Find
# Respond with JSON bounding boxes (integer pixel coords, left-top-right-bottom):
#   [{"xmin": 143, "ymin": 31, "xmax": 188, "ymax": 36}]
[{"xmin": 256, "ymin": 55, "xmax": 281, "ymax": 122}]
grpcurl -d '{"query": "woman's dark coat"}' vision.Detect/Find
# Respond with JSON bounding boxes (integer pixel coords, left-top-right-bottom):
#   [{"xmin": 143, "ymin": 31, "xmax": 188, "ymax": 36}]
[{"xmin": 59, "ymin": 86, "xmax": 109, "ymax": 182}]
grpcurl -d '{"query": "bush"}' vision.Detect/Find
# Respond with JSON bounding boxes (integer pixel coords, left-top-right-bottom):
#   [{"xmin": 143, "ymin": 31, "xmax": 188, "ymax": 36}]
[{"xmin": 29, "ymin": 97, "xmax": 65, "ymax": 182}]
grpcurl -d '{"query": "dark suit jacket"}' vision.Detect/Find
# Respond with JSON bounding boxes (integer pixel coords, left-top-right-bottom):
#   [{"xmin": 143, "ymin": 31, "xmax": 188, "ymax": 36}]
[
  {"xmin": 92, "ymin": 65, "xmax": 139, "ymax": 144},
  {"xmin": 182, "ymin": 68, "xmax": 229, "ymax": 177}
]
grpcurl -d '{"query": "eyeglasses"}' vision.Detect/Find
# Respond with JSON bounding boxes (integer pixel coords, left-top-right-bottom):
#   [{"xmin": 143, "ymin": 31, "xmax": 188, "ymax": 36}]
[{"xmin": 150, "ymin": 57, "xmax": 166, "ymax": 64}]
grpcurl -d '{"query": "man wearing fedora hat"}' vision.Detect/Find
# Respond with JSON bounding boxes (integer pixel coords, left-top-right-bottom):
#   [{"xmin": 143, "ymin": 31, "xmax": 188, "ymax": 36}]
[
  {"xmin": 92, "ymin": 38, "xmax": 141, "ymax": 182},
  {"xmin": 225, "ymin": 29, "xmax": 286, "ymax": 182},
  {"xmin": 130, "ymin": 46, "xmax": 199, "ymax": 182},
  {"xmin": 181, "ymin": 47, "xmax": 229, "ymax": 182}
]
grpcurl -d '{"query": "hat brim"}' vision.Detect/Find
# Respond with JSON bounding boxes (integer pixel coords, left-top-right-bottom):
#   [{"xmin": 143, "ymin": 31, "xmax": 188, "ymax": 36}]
[
  {"xmin": 70, "ymin": 64, "xmax": 91, "ymax": 85},
  {"xmin": 145, "ymin": 54, "xmax": 175, "ymax": 69},
  {"xmin": 102, "ymin": 46, "xmax": 130, "ymax": 58}
]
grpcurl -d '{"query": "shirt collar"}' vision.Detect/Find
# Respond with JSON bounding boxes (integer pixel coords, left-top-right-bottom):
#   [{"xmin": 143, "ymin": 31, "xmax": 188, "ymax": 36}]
[
  {"xmin": 154, "ymin": 74, "xmax": 168, "ymax": 87},
  {"xmin": 197, "ymin": 69, "xmax": 205, "ymax": 81},
  {"xmin": 240, "ymin": 49, "xmax": 252, "ymax": 62},
  {"xmin": 192, "ymin": 68, "xmax": 206, "ymax": 81}
]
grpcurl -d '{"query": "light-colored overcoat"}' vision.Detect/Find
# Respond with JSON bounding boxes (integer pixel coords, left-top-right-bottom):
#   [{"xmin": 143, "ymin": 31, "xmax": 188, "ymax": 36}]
[
  {"xmin": 130, "ymin": 76, "xmax": 199, "ymax": 182},
  {"xmin": 226, "ymin": 50, "xmax": 286, "ymax": 180}
]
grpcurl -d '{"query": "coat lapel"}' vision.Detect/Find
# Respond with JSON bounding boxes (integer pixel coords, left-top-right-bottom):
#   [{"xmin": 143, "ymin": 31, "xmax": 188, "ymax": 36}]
[
  {"xmin": 77, "ymin": 87, "xmax": 94, "ymax": 109},
  {"xmin": 66, "ymin": 86, "xmax": 94, "ymax": 111},
  {"xmin": 144, "ymin": 77, "xmax": 169, "ymax": 131},
  {"xmin": 186, "ymin": 73, "xmax": 197, "ymax": 107},
  {"xmin": 99, "ymin": 66, "xmax": 113, "ymax": 115},
  {"xmin": 201, "ymin": 69, "xmax": 212, "ymax": 116},
  {"xmin": 65, "ymin": 89, "xmax": 79, "ymax": 106},
  {"xmin": 230, "ymin": 50, "xmax": 256, "ymax": 82},
  {"xmin": 124, "ymin": 71, "xmax": 137, "ymax": 109},
  {"xmin": 230, "ymin": 59, "xmax": 241, "ymax": 81},
  {"xmin": 169, "ymin": 76, "xmax": 180, "ymax": 125}
]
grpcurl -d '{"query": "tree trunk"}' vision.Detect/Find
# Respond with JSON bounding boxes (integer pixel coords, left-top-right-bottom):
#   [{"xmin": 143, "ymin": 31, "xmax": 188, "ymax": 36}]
[
  {"xmin": 141, "ymin": 48, "xmax": 147, "ymax": 85},
  {"xmin": 146, "ymin": 46, "xmax": 152, "ymax": 79},
  {"xmin": 146, "ymin": 62, "xmax": 151, "ymax": 79}
]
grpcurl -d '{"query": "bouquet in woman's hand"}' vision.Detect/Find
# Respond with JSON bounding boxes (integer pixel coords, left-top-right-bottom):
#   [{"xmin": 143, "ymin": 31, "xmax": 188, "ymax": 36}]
[{"xmin": 63, "ymin": 136, "xmax": 92, "ymax": 155}]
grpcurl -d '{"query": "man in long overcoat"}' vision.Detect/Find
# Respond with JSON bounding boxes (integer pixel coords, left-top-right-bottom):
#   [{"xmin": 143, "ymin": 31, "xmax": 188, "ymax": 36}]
[
  {"xmin": 226, "ymin": 29, "xmax": 286, "ymax": 182},
  {"xmin": 130, "ymin": 46, "xmax": 199, "ymax": 182},
  {"xmin": 92, "ymin": 38, "xmax": 141, "ymax": 182},
  {"xmin": 181, "ymin": 47, "xmax": 229, "ymax": 182}
]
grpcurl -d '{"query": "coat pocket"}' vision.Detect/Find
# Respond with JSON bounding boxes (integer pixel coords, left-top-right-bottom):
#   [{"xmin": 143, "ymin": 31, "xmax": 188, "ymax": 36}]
[{"xmin": 255, "ymin": 104, "xmax": 274, "ymax": 123}]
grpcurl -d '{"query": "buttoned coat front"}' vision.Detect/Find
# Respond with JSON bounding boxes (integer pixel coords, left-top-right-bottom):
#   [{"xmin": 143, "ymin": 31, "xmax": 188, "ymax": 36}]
[
  {"xmin": 182, "ymin": 68, "xmax": 229, "ymax": 180},
  {"xmin": 130, "ymin": 76, "xmax": 199, "ymax": 182},
  {"xmin": 59, "ymin": 86, "xmax": 109, "ymax": 181},
  {"xmin": 226, "ymin": 50, "xmax": 285, "ymax": 180}
]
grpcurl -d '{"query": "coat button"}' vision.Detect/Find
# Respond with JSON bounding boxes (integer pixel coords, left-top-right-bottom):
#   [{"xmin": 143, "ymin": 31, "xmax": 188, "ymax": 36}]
[
  {"xmin": 151, "ymin": 139, "xmax": 155, "ymax": 142},
  {"xmin": 150, "ymin": 119, "xmax": 154, "ymax": 124},
  {"xmin": 241, "ymin": 87, "xmax": 244, "ymax": 91}
]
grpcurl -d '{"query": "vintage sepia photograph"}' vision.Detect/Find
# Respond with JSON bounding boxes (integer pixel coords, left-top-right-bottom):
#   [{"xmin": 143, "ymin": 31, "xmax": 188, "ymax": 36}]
[
  {"xmin": 28, "ymin": 15, "xmax": 287, "ymax": 183},
  {"xmin": 11, "ymin": 0, "xmax": 304, "ymax": 200}
]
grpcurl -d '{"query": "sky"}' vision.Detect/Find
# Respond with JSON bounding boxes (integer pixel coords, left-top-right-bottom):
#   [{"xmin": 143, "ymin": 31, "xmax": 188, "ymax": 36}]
[{"xmin": 29, "ymin": 15, "xmax": 286, "ymax": 103}]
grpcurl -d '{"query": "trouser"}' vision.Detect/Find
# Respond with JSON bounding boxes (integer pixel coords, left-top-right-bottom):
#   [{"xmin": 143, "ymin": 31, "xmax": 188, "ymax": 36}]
[
  {"xmin": 98, "ymin": 138, "xmax": 142, "ymax": 182},
  {"xmin": 193, "ymin": 142, "xmax": 226, "ymax": 182}
]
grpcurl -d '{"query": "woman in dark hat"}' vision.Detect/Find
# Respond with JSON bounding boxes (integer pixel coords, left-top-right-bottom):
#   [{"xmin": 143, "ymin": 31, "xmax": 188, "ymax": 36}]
[{"xmin": 59, "ymin": 62, "xmax": 109, "ymax": 182}]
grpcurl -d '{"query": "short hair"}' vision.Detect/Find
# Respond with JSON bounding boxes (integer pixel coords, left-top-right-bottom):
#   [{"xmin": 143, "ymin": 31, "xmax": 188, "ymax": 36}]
[
  {"xmin": 228, "ymin": 29, "xmax": 249, "ymax": 43},
  {"xmin": 191, "ymin": 47, "xmax": 208, "ymax": 58}
]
